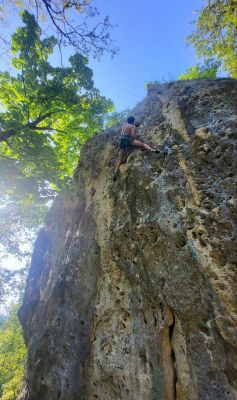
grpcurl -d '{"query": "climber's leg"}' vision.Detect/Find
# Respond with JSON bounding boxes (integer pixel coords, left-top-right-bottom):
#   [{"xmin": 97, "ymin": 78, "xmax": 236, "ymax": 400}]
[
  {"xmin": 114, "ymin": 149, "xmax": 126, "ymax": 178},
  {"xmin": 132, "ymin": 139, "xmax": 160, "ymax": 153}
]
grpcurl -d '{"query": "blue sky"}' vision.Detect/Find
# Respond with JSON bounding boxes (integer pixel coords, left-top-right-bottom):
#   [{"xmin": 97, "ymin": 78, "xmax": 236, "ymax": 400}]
[
  {"xmin": 88, "ymin": 0, "xmax": 206, "ymax": 111},
  {"xmin": 1, "ymin": 0, "xmax": 206, "ymax": 112}
]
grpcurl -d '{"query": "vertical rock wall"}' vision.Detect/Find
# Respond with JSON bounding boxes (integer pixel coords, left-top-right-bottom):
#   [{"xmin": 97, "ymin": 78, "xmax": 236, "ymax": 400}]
[{"xmin": 18, "ymin": 79, "xmax": 237, "ymax": 400}]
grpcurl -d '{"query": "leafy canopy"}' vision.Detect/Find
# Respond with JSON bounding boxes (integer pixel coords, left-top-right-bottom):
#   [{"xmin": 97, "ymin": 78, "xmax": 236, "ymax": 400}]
[
  {"xmin": 0, "ymin": 11, "xmax": 113, "ymax": 187},
  {"xmin": 0, "ymin": 11, "xmax": 113, "ymax": 259},
  {"xmin": 188, "ymin": 0, "xmax": 237, "ymax": 77}
]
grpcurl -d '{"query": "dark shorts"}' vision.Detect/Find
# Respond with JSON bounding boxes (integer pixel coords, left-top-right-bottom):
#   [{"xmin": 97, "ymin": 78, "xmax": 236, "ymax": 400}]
[{"xmin": 119, "ymin": 135, "xmax": 134, "ymax": 150}]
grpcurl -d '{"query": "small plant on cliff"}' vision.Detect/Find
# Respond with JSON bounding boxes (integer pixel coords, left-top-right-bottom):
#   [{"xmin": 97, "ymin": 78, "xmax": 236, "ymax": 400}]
[{"xmin": 178, "ymin": 60, "xmax": 220, "ymax": 80}]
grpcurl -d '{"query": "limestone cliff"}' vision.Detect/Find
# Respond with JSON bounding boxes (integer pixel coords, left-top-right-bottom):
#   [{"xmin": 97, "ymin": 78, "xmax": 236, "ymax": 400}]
[{"xmin": 18, "ymin": 79, "xmax": 237, "ymax": 400}]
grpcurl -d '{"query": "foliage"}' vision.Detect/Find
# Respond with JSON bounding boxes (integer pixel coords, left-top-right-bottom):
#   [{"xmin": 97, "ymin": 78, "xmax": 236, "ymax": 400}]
[
  {"xmin": 0, "ymin": 11, "xmax": 113, "ymax": 260},
  {"xmin": 188, "ymin": 0, "xmax": 237, "ymax": 77},
  {"xmin": 178, "ymin": 60, "xmax": 220, "ymax": 80},
  {"xmin": 105, "ymin": 109, "xmax": 131, "ymax": 128},
  {"xmin": 0, "ymin": 305, "xmax": 26, "ymax": 400},
  {"xmin": 0, "ymin": 0, "xmax": 118, "ymax": 58}
]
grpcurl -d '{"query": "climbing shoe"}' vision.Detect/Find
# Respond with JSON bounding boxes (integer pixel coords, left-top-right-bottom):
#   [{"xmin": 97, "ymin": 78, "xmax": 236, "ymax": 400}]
[
  {"xmin": 150, "ymin": 149, "xmax": 161, "ymax": 154},
  {"xmin": 113, "ymin": 173, "xmax": 118, "ymax": 181}
]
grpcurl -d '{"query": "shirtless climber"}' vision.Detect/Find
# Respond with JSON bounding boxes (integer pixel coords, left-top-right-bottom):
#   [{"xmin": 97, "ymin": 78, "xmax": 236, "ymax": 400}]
[{"xmin": 114, "ymin": 116, "xmax": 160, "ymax": 180}]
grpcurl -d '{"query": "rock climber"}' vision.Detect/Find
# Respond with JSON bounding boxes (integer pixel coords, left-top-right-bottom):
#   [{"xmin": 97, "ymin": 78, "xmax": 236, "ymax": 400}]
[{"xmin": 113, "ymin": 116, "xmax": 160, "ymax": 180}]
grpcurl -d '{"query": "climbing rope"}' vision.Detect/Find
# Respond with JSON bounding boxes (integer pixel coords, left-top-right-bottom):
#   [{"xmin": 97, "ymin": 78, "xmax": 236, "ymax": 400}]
[{"xmin": 140, "ymin": 154, "xmax": 154, "ymax": 177}]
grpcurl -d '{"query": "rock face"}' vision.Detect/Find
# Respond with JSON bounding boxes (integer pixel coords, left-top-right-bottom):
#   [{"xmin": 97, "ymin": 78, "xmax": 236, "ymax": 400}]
[{"xmin": 18, "ymin": 79, "xmax": 237, "ymax": 400}]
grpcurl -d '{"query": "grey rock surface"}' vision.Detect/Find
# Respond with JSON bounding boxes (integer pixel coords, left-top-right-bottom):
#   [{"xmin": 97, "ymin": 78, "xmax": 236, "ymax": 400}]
[{"xmin": 18, "ymin": 79, "xmax": 237, "ymax": 400}]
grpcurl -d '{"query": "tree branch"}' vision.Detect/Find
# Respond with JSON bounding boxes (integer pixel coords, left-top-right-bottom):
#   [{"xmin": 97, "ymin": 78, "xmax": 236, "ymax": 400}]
[
  {"xmin": 28, "ymin": 110, "xmax": 65, "ymax": 128},
  {"xmin": 39, "ymin": 0, "xmax": 117, "ymax": 57},
  {"xmin": 0, "ymin": 109, "xmax": 67, "ymax": 142}
]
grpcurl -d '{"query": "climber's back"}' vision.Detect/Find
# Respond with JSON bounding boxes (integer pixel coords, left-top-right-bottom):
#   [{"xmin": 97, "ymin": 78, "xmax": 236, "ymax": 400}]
[{"xmin": 121, "ymin": 116, "xmax": 136, "ymax": 138}]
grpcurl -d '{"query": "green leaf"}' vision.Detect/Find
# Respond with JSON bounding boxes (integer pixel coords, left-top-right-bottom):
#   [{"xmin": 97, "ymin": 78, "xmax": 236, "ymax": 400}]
[{"xmin": 187, "ymin": 0, "xmax": 237, "ymax": 77}]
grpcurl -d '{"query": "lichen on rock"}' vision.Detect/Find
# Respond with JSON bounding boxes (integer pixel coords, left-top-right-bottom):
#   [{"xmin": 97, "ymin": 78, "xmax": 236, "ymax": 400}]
[{"xmin": 18, "ymin": 79, "xmax": 237, "ymax": 400}]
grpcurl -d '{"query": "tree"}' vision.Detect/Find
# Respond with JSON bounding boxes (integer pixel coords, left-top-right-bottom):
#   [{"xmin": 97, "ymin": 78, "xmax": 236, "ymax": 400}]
[
  {"xmin": 0, "ymin": 11, "xmax": 113, "ymax": 268},
  {"xmin": 0, "ymin": 0, "xmax": 117, "ymax": 58},
  {"xmin": 188, "ymin": 0, "xmax": 237, "ymax": 77},
  {"xmin": 0, "ymin": 304, "xmax": 26, "ymax": 400},
  {"xmin": 178, "ymin": 59, "xmax": 220, "ymax": 80}
]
